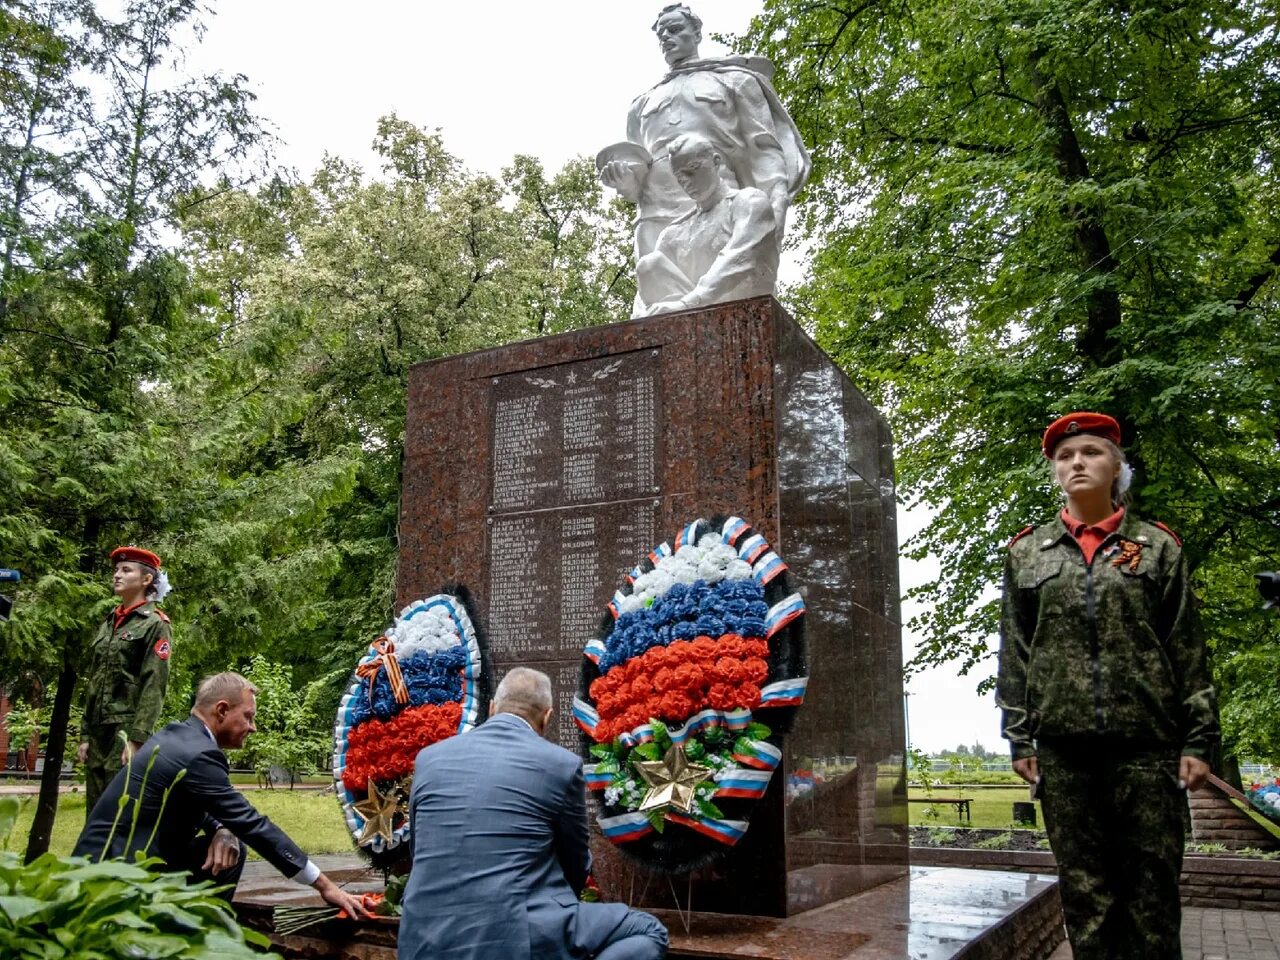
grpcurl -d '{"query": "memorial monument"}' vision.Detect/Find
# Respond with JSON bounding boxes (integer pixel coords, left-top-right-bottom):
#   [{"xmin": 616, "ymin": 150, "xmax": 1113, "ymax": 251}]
[
  {"xmin": 597, "ymin": 3, "xmax": 810, "ymax": 317},
  {"xmin": 392, "ymin": 1, "xmax": 902, "ymax": 924},
  {"xmin": 399, "ymin": 296, "xmax": 907, "ymax": 917},
  {"xmin": 251, "ymin": 9, "xmax": 1066, "ymax": 958}
]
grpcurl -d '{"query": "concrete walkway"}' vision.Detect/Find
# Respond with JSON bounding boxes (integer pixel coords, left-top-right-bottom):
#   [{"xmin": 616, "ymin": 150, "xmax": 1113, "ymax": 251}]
[{"xmin": 1049, "ymin": 908, "xmax": 1280, "ymax": 959}]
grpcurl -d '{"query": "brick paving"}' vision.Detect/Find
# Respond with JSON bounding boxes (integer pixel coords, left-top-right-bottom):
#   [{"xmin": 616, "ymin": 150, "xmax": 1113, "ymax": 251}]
[{"xmin": 1048, "ymin": 908, "xmax": 1280, "ymax": 959}]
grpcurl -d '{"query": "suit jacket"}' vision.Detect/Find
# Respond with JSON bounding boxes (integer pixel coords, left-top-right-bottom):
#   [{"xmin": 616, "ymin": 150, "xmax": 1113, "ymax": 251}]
[
  {"xmin": 397, "ymin": 713, "xmax": 630, "ymax": 960},
  {"xmin": 73, "ymin": 716, "xmax": 309, "ymax": 879}
]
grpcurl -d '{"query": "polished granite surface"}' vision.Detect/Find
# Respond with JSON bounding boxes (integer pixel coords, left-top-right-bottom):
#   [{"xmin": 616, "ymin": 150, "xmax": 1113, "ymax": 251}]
[
  {"xmin": 399, "ymin": 297, "xmax": 908, "ymax": 916},
  {"xmin": 236, "ymin": 860, "xmax": 1059, "ymax": 960}
]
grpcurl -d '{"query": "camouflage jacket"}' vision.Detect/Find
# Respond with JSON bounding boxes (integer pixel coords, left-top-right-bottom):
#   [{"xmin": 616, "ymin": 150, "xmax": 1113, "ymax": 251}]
[
  {"xmin": 996, "ymin": 513, "xmax": 1218, "ymax": 761},
  {"xmin": 83, "ymin": 601, "xmax": 172, "ymax": 744}
]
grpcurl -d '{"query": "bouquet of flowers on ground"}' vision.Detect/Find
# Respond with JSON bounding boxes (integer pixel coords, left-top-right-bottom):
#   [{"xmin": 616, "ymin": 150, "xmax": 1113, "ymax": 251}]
[{"xmin": 574, "ymin": 516, "xmax": 807, "ymax": 872}]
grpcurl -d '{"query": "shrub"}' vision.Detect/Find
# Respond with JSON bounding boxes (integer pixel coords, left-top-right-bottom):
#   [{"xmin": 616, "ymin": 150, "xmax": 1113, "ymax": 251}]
[
  {"xmin": 926, "ymin": 826, "xmax": 955, "ymax": 846},
  {"xmin": 974, "ymin": 831, "xmax": 1013, "ymax": 850},
  {"xmin": 0, "ymin": 797, "xmax": 273, "ymax": 958},
  {"xmin": 1187, "ymin": 842, "xmax": 1229, "ymax": 855}
]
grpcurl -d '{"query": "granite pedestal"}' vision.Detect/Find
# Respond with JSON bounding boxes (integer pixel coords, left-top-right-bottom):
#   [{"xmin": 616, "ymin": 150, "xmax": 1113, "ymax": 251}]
[
  {"xmin": 398, "ymin": 296, "xmax": 906, "ymax": 917},
  {"xmin": 234, "ymin": 858, "xmax": 1065, "ymax": 960}
]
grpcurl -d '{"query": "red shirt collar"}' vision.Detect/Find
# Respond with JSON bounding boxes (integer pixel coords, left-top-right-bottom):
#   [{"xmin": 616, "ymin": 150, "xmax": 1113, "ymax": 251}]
[
  {"xmin": 1060, "ymin": 506, "xmax": 1125, "ymax": 539},
  {"xmin": 113, "ymin": 599, "xmax": 148, "ymax": 628}
]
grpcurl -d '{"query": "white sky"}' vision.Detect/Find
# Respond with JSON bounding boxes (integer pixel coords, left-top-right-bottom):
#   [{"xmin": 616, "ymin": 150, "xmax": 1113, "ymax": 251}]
[{"xmin": 185, "ymin": 0, "xmax": 1002, "ymax": 755}]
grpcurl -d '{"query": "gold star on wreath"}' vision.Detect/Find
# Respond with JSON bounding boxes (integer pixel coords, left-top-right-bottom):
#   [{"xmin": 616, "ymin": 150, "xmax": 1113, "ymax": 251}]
[
  {"xmin": 353, "ymin": 780, "xmax": 400, "ymax": 845},
  {"xmin": 634, "ymin": 743, "xmax": 712, "ymax": 815}
]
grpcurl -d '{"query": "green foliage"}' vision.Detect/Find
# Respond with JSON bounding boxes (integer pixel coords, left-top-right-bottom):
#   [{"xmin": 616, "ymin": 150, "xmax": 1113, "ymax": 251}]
[
  {"xmin": 974, "ymin": 831, "xmax": 1014, "ymax": 850},
  {"xmin": 631, "ymin": 742, "xmax": 662, "ymax": 762},
  {"xmin": 908, "ymin": 747, "xmax": 937, "ymax": 793},
  {"xmin": 1, "ymin": 0, "xmax": 635, "ymax": 858},
  {"xmin": 1, "ymin": 702, "xmax": 47, "ymax": 769},
  {"xmin": 1186, "ymin": 841, "xmax": 1229, "ymax": 855},
  {"xmin": 226, "ymin": 657, "xmax": 342, "ymax": 785},
  {"xmin": 0, "ymin": 797, "xmax": 272, "ymax": 958},
  {"xmin": 742, "ymin": 0, "xmax": 1280, "ymax": 759},
  {"xmin": 926, "ymin": 826, "xmax": 956, "ymax": 846},
  {"xmin": 1235, "ymin": 847, "xmax": 1280, "ymax": 861},
  {"xmin": 933, "ymin": 768, "xmax": 1024, "ymax": 786}
]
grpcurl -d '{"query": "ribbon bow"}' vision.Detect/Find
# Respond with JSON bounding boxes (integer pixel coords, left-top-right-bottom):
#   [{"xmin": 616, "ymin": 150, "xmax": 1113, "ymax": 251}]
[{"xmin": 355, "ymin": 637, "xmax": 409, "ymax": 705}]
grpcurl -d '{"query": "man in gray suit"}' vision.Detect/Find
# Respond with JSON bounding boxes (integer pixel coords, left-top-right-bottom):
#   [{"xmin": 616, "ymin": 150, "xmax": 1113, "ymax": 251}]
[{"xmin": 398, "ymin": 667, "xmax": 668, "ymax": 960}]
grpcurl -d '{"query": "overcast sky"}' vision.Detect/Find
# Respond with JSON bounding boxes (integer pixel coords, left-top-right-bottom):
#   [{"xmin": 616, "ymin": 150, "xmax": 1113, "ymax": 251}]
[{"xmin": 184, "ymin": 0, "xmax": 1003, "ymax": 755}]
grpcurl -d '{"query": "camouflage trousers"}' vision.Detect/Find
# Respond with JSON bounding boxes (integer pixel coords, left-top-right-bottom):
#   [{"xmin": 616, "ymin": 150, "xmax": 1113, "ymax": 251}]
[
  {"xmin": 1038, "ymin": 738, "xmax": 1186, "ymax": 960},
  {"xmin": 84, "ymin": 722, "xmax": 126, "ymax": 815}
]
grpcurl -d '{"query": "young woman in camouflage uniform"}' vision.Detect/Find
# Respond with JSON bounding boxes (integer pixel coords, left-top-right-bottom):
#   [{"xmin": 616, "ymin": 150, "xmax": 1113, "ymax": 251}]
[
  {"xmin": 997, "ymin": 412, "xmax": 1218, "ymax": 960},
  {"xmin": 76, "ymin": 546, "xmax": 173, "ymax": 813}
]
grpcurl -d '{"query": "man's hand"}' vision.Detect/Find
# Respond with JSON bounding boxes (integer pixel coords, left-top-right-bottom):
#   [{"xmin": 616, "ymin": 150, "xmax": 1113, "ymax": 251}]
[
  {"xmin": 314, "ymin": 874, "xmax": 371, "ymax": 920},
  {"xmin": 76, "ymin": 741, "xmax": 89, "ymax": 764},
  {"xmin": 1012, "ymin": 756, "xmax": 1039, "ymax": 785},
  {"xmin": 120, "ymin": 740, "xmax": 143, "ymax": 765},
  {"xmin": 201, "ymin": 828, "xmax": 242, "ymax": 876},
  {"xmin": 1179, "ymin": 755, "xmax": 1210, "ymax": 791},
  {"xmin": 600, "ymin": 160, "xmax": 645, "ymax": 201}
]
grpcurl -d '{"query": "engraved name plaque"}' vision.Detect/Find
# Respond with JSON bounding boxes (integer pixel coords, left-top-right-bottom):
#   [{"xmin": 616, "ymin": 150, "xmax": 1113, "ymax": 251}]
[{"xmin": 486, "ymin": 350, "xmax": 662, "ymax": 666}]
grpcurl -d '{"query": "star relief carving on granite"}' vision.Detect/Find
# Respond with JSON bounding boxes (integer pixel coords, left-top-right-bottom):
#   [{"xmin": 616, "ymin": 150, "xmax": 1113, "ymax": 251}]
[
  {"xmin": 353, "ymin": 780, "xmax": 401, "ymax": 845},
  {"xmin": 634, "ymin": 743, "xmax": 712, "ymax": 815}
]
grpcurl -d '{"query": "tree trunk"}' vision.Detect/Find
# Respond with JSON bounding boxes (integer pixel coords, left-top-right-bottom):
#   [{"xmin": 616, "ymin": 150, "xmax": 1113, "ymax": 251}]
[
  {"xmin": 24, "ymin": 645, "xmax": 77, "ymax": 862},
  {"xmin": 1027, "ymin": 55, "xmax": 1123, "ymax": 370}
]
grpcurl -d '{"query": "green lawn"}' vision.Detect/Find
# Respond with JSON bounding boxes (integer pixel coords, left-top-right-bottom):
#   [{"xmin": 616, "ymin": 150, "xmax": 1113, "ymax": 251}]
[
  {"xmin": 909, "ymin": 785, "xmax": 1043, "ymax": 829},
  {"xmin": 3, "ymin": 789, "xmax": 357, "ymax": 859}
]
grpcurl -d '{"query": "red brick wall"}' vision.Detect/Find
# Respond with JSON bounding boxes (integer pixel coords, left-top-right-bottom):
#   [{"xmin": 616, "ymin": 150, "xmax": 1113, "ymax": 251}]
[{"xmin": 1189, "ymin": 784, "xmax": 1280, "ymax": 851}]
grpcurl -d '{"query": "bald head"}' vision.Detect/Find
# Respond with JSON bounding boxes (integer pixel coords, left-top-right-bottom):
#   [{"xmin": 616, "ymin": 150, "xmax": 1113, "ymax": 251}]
[{"xmin": 492, "ymin": 667, "xmax": 554, "ymax": 731}]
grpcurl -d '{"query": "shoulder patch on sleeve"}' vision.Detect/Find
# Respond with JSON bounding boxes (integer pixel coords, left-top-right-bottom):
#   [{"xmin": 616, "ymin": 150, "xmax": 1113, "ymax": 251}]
[
  {"xmin": 155, "ymin": 609, "xmax": 170, "ymax": 623},
  {"xmin": 1153, "ymin": 521, "xmax": 1182, "ymax": 547},
  {"xmin": 1008, "ymin": 525, "xmax": 1034, "ymax": 548},
  {"xmin": 153, "ymin": 637, "xmax": 171, "ymax": 660}
]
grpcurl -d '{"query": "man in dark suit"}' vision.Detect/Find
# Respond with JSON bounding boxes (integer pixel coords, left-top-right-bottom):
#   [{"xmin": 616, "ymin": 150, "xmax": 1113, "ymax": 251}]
[
  {"xmin": 398, "ymin": 667, "xmax": 668, "ymax": 960},
  {"xmin": 74, "ymin": 671, "xmax": 367, "ymax": 917}
]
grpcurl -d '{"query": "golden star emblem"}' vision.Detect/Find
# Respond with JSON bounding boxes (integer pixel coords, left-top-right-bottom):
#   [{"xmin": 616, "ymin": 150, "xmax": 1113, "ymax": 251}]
[
  {"xmin": 634, "ymin": 743, "xmax": 712, "ymax": 815},
  {"xmin": 353, "ymin": 780, "xmax": 400, "ymax": 845}
]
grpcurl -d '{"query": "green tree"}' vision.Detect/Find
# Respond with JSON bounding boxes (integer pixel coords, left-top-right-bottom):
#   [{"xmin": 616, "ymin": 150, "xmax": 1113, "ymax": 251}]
[
  {"xmin": 226, "ymin": 657, "xmax": 341, "ymax": 786},
  {"xmin": 165, "ymin": 120, "xmax": 634, "ymax": 683},
  {"xmin": 742, "ymin": 0, "xmax": 1280, "ymax": 760},
  {"xmin": 0, "ymin": 0, "xmax": 265, "ymax": 860}
]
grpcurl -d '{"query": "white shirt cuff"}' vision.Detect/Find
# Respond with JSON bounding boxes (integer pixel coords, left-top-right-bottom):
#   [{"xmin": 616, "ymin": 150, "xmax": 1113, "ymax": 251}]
[{"xmin": 294, "ymin": 859, "xmax": 321, "ymax": 886}]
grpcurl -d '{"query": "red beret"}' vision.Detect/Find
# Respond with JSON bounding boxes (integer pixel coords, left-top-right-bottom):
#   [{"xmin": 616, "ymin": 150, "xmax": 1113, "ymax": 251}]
[
  {"xmin": 110, "ymin": 546, "xmax": 162, "ymax": 569},
  {"xmin": 1042, "ymin": 412, "xmax": 1122, "ymax": 458}
]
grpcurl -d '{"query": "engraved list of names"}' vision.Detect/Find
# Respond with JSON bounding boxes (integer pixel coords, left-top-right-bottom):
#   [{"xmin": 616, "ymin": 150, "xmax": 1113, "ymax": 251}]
[{"xmin": 486, "ymin": 350, "xmax": 662, "ymax": 661}]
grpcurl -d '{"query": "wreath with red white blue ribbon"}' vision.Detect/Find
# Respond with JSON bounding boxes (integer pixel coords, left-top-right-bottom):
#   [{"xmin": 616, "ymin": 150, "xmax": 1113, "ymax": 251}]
[
  {"xmin": 574, "ymin": 516, "xmax": 806, "ymax": 872},
  {"xmin": 332, "ymin": 588, "xmax": 490, "ymax": 868}
]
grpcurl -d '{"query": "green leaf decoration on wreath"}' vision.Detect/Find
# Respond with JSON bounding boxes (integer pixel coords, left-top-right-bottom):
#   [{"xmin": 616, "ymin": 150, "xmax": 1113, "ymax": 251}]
[{"xmin": 632, "ymin": 742, "xmax": 662, "ymax": 762}]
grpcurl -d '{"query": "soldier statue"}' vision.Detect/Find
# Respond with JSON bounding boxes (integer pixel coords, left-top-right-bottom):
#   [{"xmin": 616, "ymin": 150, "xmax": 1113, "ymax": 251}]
[{"xmin": 598, "ymin": 3, "xmax": 810, "ymax": 316}]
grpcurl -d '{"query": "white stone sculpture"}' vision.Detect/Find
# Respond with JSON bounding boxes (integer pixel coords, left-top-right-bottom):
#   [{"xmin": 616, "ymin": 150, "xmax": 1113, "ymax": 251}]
[
  {"xmin": 597, "ymin": 3, "xmax": 810, "ymax": 316},
  {"xmin": 637, "ymin": 134, "xmax": 777, "ymax": 316}
]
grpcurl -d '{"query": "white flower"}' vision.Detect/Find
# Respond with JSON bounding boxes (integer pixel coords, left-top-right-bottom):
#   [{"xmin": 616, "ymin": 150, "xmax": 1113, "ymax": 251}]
[
  {"xmin": 671, "ymin": 564, "xmax": 700, "ymax": 585},
  {"xmin": 725, "ymin": 559, "xmax": 753, "ymax": 580},
  {"xmin": 604, "ymin": 787, "xmax": 622, "ymax": 806},
  {"xmin": 705, "ymin": 543, "xmax": 737, "ymax": 568},
  {"xmin": 696, "ymin": 559, "xmax": 722, "ymax": 581},
  {"xmin": 392, "ymin": 604, "xmax": 463, "ymax": 657},
  {"xmin": 618, "ymin": 594, "xmax": 645, "ymax": 615}
]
